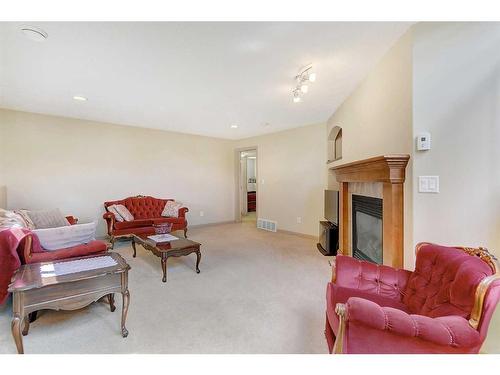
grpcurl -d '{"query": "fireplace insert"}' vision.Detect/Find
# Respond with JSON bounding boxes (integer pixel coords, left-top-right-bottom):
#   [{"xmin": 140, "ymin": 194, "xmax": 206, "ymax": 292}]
[{"xmin": 352, "ymin": 194, "xmax": 383, "ymax": 264}]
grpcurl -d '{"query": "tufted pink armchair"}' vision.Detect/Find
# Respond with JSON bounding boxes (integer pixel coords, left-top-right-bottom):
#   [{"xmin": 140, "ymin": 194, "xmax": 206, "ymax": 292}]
[{"xmin": 325, "ymin": 243, "xmax": 500, "ymax": 354}]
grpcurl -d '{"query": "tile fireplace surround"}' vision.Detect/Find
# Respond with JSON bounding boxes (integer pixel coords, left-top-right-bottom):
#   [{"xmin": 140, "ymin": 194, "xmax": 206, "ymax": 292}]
[{"xmin": 331, "ymin": 155, "xmax": 410, "ymax": 268}]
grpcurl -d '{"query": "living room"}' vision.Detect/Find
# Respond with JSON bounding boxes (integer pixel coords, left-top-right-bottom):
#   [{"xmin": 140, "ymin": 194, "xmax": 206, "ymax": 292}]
[{"xmin": 1, "ymin": 1, "xmax": 499, "ymax": 372}]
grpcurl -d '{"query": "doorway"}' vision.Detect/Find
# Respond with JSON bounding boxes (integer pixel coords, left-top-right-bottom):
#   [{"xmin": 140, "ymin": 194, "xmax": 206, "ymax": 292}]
[{"xmin": 236, "ymin": 148, "xmax": 257, "ymax": 224}]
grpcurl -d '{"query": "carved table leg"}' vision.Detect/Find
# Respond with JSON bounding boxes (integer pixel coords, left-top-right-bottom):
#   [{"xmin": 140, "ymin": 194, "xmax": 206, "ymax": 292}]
[
  {"xmin": 161, "ymin": 255, "xmax": 168, "ymax": 283},
  {"xmin": 22, "ymin": 316, "xmax": 30, "ymax": 336},
  {"xmin": 195, "ymin": 250, "xmax": 201, "ymax": 274},
  {"xmin": 108, "ymin": 293, "xmax": 116, "ymax": 312},
  {"xmin": 11, "ymin": 314, "xmax": 24, "ymax": 354},
  {"xmin": 131, "ymin": 238, "xmax": 137, "ymax": 258},
  {"xmin": 121, "ymin": 290, "xmax": 130, "ymax": 338}
]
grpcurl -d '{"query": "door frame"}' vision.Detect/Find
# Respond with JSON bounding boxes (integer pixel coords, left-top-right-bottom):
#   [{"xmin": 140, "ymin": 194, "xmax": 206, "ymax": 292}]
[{"xmin": 234, "ymin": 146, "xmax": 258, "ymax": 223}]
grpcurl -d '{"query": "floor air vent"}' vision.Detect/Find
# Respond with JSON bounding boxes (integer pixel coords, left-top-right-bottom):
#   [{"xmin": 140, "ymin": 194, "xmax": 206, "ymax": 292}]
[{"xmin": 257, "ymin": 218, "xmax": 277, "ymax": 232}]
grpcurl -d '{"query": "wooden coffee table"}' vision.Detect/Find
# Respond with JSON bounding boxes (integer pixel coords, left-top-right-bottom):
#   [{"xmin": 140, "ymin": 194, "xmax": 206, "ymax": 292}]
[
  {"xmin": 8, "ymin": 252, "xmax": 130, "ymax": 354},
  {"xmin": 131, "ymin": 234, "xmax": 201, "ymax": 283}
]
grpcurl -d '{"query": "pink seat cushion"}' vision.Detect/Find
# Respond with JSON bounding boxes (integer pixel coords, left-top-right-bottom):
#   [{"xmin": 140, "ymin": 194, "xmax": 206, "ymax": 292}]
[{"xmin": 402, "ymin": 244, "xmax": 494, "ymax": 319}]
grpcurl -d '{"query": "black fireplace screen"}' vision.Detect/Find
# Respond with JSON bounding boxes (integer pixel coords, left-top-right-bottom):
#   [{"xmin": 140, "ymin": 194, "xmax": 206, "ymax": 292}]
[{"xmin": 352, "ymin": 194, "xmax": 383, "ymax": 264}]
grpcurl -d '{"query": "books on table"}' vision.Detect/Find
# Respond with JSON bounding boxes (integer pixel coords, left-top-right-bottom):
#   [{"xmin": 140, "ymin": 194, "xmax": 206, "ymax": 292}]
[{"xmin": 147, "ymin": 234, "xmax": 179, "ymax": 243}]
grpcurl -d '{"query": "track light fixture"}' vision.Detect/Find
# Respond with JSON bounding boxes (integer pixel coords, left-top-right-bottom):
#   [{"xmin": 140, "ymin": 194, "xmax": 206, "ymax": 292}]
[
  {"xmin": 292, "ymin": 89, "xmax": 302, "ymax": 103},
  {"xmin": 292, "ymin": 64, "xmax": 316, "ymax": 103}
]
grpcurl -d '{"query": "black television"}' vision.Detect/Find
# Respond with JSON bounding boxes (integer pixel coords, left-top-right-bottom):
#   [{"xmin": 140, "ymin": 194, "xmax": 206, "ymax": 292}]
[{"xmin": 324, "ymin": 189, "xmax": 339, "ymax": 225}]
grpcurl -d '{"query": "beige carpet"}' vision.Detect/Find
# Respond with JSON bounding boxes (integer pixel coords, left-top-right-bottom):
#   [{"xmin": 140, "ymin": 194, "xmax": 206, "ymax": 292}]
[{"xmin": 0, "ymin": 221, "xmax": 331, "ymax": 354}]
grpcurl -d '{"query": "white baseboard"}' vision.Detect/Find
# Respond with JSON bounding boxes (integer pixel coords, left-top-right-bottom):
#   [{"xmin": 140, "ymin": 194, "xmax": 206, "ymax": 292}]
[
  {"xmin": 277, "ymin": 229, "xmax": 318, "ymax": 240},
  {"xmin": 189, "ymin": 220, "xmax": 237, "ymax": 228}
]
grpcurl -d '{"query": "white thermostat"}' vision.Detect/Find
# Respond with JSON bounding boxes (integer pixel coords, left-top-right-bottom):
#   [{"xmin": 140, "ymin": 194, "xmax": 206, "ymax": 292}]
[{"xmin": 417, "ymin": 132, "xmax": 431, "ymax": 151}]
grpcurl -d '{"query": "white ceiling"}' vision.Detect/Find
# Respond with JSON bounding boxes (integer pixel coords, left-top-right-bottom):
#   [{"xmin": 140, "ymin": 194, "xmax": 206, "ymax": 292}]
[{"xmin": 0, "ymin": 22, "xmax": 411, "ymax": 139}]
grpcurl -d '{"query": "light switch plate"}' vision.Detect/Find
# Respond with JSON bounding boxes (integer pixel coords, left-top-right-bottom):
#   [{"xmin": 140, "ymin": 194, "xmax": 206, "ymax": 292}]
[{"xmin": 418, "ymin": 176, "xmax": 439, "ymax": 193}]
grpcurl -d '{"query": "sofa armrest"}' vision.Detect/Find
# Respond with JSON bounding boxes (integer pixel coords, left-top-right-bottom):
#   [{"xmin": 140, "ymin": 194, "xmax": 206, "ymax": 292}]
[
  {"xmin": 332, "ymin": 255, "xmax": 411, "ymax": 301},
  {"xmin": 341, "ymin": 297, "xmax": 481, "ymax": 349},
  {"xmin": 103, "ymin": 212, "xmax": 116, "ymax": 235},
  {"xmin": 22, "ymin": 233, "xmax": 34, "ymax": 264},
  {"xmin": 178, "ymin": 207, "xmax": 189, "ymax": 218},
  {"xmin": 26, "ymin": 240, "xmax": 109, "ymax": 264},
  {"xmin": 66, "ymin": 216, "xmax": 78, "ymax": 225}
]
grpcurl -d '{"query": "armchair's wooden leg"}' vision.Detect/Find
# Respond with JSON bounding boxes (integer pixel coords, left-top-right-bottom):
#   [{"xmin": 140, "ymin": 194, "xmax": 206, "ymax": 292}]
[
  {"xmin": 333, "ymin": 303, "xmax": 347, "ymax": 354},
  {"xmin": 195, "ymin": 250, "xmax": 201, "ymax": 274},
  {"xmin": 110, "ymin": 236, "xmax": 115, "ymax": 250},
  {"xmin": 184, "ymin": 228, "xmax": 188, "ymax": 238}
]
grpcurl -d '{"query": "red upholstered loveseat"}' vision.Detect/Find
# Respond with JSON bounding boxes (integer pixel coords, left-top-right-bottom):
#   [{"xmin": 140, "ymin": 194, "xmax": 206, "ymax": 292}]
[
  {"xmin": 103, "ymin": 195, "xmax": 189, "ymax": 248},
  {"xmin": 325, "ymin": 243, "xmax": 500, "ymax": 354}
]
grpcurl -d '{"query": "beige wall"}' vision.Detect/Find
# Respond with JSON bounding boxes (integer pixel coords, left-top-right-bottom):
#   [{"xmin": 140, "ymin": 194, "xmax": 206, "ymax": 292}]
[
  {"xmin": 234, "ymin": 123, "xmax": 327, "ymax": 236},
  {"xmin": 412, "ymin": 22, "xmax": 500, "ymax": 353},
  {"xmin": 0, "ymin": 187, "xmax": 6, "ymax": 209},
  {"xmin": 326, "ymin": 29, "xmax": 415, "ymax": 268},
  {"xmin": 0, "ymin": 121, "xmax": 5, "ymax": 208},
  {"xmin": 0, "ymin": 109, "xmax": 327, "ymax": 238},
  {"xmin": 0, "ymin": 109, "xmax": 235, "ymax": 237}
]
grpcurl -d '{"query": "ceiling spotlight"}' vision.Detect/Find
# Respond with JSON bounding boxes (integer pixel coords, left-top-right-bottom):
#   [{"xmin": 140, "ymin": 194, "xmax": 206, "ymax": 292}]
[
  {"xmin": 73, "ymin": 95, "xmax": 88, "ymax": 101},
  {"xmin": 308, "ymin": 72, "xmax": 317, "ymax": 82},
  {"xmin": 21, "ymin": 26, "xmax": 48, "ymax": 42},
  {"xmin": 300, "ymin": 84, "xmax": 309, "ymax": 93},
  {"xmin": 231, "ymin": 124, "xmax": 238, "ymax": 129}
]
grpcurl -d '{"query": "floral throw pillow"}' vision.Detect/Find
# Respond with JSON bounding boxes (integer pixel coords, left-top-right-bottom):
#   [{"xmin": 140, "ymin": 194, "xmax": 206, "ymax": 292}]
[
  {"xmin": 107, "ymin": 205, "xmax": 124, "ymax": 222},
  {"xmin": 161, "ymin": 201, "xmax": 182, "ymax": 218},
  {"xmin": 114, "ymin": 204, "xmax": 134, "ymax": 222}
]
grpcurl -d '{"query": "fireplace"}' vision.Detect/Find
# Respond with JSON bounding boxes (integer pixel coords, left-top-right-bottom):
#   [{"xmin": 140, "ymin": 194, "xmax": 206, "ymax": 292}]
[
  {"xmin": 352, "ymin": 194, "xmax": 383, "ymax": 264},
  {"xmin": 331, "ymin": 155, "xmax": 409, "ymax": 268}
]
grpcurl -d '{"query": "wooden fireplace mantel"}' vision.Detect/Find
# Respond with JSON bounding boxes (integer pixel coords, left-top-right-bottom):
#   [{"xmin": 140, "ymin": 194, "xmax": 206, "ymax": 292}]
[
  {"xmin": 331, "ymin": 155, "xmax": 409, "ymax": 268},
  {"xmin": 331, "ymin": 154, "xmax": 410, "ymax": 184}
]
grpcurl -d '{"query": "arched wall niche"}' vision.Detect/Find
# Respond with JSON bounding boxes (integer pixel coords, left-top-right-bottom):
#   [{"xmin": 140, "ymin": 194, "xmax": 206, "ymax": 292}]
[{"xmin": 328, "ymin": 126, "xmax": 342, "ymax": 162}]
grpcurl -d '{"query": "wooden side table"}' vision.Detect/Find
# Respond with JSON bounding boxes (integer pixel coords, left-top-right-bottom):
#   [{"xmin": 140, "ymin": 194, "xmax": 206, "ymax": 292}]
[{"xmin": 8, "ymin": 252, "xmax": 131, "ymax": 354}]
